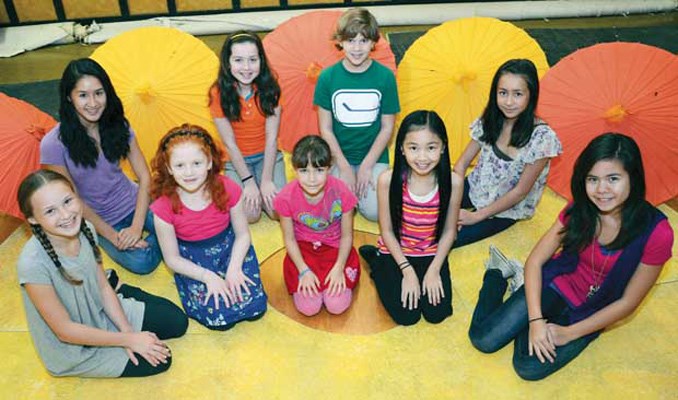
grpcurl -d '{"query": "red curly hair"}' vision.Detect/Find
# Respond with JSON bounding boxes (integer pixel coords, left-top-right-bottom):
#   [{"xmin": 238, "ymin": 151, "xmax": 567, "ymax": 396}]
[{"xmin": 151, "ymin": 124, "xmax": 229, "ymax": 213}]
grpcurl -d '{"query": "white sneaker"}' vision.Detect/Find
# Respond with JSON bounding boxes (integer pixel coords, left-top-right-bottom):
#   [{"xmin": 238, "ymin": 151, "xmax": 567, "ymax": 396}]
[
  {"xmin": 508, "ymin": 259, "xmax": 525, "ymax": 293},
  {"xmin": 486, "ymin": 245, "xmax": 514, "ymax": 279}
]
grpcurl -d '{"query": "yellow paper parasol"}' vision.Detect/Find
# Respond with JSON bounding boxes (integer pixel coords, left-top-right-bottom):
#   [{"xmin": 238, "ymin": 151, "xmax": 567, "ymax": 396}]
[
  {"xmin": 397, "ymin": 17, "xmax": 549, "ymax": 162},
  {"xmin": 263, "ymin": 10, "xmax": 397, "ymax": 152},
  {"xmin": 91, "ymin": 27, "xmax": 220, "ymax": 163}
]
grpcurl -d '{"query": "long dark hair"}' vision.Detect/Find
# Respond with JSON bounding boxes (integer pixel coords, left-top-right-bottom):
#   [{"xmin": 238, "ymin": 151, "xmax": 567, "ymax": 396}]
[
  {"xmin": 211, "ymin": 31, "xmax": 280, "ymax": 122},
  {"xmin": 390, "ymin": 110, "xmax": 451, "ymax": 243},
  {"xmin": 480, "ymin": 59, "xmax": 539, "ymax": 148},
  {"xmin": 562, "ymin": 133, "xmax": 652, "ymax": 253},
  {"xmin": 17, "ymin": 169, "xmax": 104, "ymax": 285},
  {"xmin": 58, "ymin": 58, "xmax": 130, "ymax": 167}
]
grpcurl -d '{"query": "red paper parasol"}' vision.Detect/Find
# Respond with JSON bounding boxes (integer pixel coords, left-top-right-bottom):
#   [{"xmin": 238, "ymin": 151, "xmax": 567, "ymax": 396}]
[
  {"xmin": 0, "ymin": 93, "xmax": 57, "ymax": 219},
  {"xmin": 263, "ymin": 10, "xmax": 397, "ymax": 152},
  {"xmin": 538, "ymin": 42, "xmax": 678, "ymax": 205}
]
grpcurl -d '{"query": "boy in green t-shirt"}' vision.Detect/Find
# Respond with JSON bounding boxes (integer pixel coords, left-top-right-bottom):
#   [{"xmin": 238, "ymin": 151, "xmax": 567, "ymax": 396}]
[{"xmin": 313, "ymin": 8, "xmax": 400, "ymax": 221}]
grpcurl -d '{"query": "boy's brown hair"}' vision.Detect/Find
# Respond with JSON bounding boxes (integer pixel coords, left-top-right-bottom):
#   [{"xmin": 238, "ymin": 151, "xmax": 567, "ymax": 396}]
[{"xmin": 333, "ymin": 8, "xmax": 380, "ymax": 50}]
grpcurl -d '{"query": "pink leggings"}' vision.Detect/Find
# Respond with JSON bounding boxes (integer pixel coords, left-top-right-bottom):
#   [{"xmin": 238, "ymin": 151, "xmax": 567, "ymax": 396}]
[{"xmin": 292, "ymin": 289, "xmax": 353, "ymax": 316}]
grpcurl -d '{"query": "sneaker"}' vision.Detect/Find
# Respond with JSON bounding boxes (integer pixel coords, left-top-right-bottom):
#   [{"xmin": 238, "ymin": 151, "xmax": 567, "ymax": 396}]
[
  {"xmin": 508, "ymin": 259, "xmax": 525, "ymax": 293},
  {"xmin": 486, "ymin": 245, "xmax": 514, "ymax": 279}
]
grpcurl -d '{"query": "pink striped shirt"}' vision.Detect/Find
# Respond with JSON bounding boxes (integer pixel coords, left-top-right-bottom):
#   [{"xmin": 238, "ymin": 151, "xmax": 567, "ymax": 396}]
[{"xmin": 378, "ymin": 184, "xmax": 440, "ymax": 257}]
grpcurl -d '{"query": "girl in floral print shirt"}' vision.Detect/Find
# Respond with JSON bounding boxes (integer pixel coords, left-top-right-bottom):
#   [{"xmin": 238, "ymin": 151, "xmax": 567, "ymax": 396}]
[{"xmin": 453, "ymin": 59, "xmax": 562, "ymax": 248}]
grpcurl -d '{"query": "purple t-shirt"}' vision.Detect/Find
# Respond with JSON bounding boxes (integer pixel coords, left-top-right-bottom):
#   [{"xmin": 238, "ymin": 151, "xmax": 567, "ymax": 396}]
[
  {"xmin": 273, "ymin": 175, "xmax": 357, "ymax": 248},
  {"xmin": 40, "ymin": 124, "xmax": 138, "ymax": 226}
]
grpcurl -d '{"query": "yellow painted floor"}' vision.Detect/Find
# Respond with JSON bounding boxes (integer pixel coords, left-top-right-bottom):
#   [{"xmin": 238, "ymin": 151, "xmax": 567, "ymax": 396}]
[
  {"xmin": 1, "ymin": 11, "xmax": 677, "ymax": 399},
  {"xmin": 1, "ymin": 189, "xmax": 677, "ymax": 398}
]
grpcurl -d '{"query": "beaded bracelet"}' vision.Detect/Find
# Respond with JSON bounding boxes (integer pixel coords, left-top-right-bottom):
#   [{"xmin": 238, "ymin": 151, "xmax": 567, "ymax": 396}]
[
  {"xmin": 241, "ymin": 174, "xmax": 254, "ymax": 183},
  {"xmin": 298, "ymin": 268, "xmax": 311, "ymax": 279}
]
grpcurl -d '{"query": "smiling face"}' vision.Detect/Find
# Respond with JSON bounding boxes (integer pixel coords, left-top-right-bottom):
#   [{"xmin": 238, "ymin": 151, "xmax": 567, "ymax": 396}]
[
  {"xmin": 27, "ymin": 181, "xmax": 83, "ymax": 243},
  {"xmin": 229, "ymin": 41, "xmax": 261, "ymax": 89},
  {"xmin": 402, "ymin": 128, "xmax": 444, "ymax": 178},
  {"xmin": 69, "ymin": 75, "xmax": 106, "ymax": 128},
  {"xmin": 167, "ymin": 141, "xmax": 212, "ymax": 194},
  {"xmin": 340, "ymin": 33, "xmax": 374, "ymax": 72},
  {"xmin": 496, "ymin": 72, "xmax": 530, "ymax": 121},
  {"xmin": 296, "ymin": 162, "xmax": 330, "ymax": 201},
  {"xmin": 585, "ymin": 159, "xmax": 631, "ymax": 216}
]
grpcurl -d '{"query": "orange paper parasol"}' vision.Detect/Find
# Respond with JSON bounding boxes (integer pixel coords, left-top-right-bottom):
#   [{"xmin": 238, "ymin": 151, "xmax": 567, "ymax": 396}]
[
  {"xmin": 397, "ymin": 17, "xmax": 549, "ymax": 162},
  {"xmin": 91, "ymin": 27, "xmax": 220, "ymax": 164},
  {"xmin": 0, "ymin": 93, "xmax": 57, "ymax": 219},
  {"xmin": 538, "ymin": 42, "xmax": 678, "ymax": 205},
  {"xmin": 263, "ymin": 10, "xmax": 397, "ymax": 152}
]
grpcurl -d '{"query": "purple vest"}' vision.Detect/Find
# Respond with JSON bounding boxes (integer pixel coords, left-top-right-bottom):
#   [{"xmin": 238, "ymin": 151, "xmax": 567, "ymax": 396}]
[{"xmin": 543, "ymin": 207, "xmax": 666, "ymax": 327}]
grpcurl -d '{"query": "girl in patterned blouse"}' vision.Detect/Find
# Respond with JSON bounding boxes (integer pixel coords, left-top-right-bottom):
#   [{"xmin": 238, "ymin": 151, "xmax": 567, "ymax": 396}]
[{"xmin": 453, "ymin": 59, "xmax": 562, "ymax": 248}]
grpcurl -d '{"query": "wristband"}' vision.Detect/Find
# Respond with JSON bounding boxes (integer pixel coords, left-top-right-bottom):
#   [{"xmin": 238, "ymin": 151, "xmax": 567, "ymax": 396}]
[
  {"xmin": 399, "ymin": 263, "xmax": 412, "ymax": 271},
  {"xmin": 241, "ymin": 174, "xmax": 254, "ymax": 183},
  {"xmin": 528, "ymin": 317, "xmax": 546, "ymax": 324},
  {"xmin": 298, "ymin": 268, "xmax": 311, "ymax": 279}
]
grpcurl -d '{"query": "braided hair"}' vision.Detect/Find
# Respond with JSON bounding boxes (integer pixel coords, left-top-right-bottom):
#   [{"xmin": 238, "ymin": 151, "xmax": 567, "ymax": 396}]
[{"xmin": 18, "ymin": 169, "xmax": 103, "ymax": 285}]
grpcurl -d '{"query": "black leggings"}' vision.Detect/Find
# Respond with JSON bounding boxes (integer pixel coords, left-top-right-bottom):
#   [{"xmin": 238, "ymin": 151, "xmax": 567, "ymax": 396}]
[
  {"xmin": 369, "ymin": 253, "xmax": 452, "ymax": 326},
  {"xmin": 118, "ymin": 284, "xmax": 188, "ymax": 378}
]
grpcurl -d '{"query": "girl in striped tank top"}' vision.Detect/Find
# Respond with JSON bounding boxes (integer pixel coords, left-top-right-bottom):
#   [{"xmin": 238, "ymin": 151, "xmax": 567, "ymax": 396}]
[{"xmin": 360, "ymin": 110, "xmax": 463, "ymax": 326}]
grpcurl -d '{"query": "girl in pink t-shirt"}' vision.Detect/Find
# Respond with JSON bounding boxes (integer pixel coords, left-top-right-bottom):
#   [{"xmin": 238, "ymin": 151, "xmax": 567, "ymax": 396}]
[
  {"xmin": 273, "ymin": 135, "xmax": 360, "ymax": 316},
  {"xmin": 150, "ymin": 124, "xmax": 267, "ymax": 330},
  {"xmin": 469, "ymin": 133, "xmax": 673, "ymax": 380}
]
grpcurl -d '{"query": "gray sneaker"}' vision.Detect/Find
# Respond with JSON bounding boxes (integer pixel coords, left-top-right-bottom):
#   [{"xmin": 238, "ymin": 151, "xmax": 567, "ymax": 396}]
[
  {"xmin": 486, "ymin": 245, "xmax": 514, "ymax": 279},
  {"xmin": 508, "ymin": 259, "xmax": 525, "ymax": 293}
]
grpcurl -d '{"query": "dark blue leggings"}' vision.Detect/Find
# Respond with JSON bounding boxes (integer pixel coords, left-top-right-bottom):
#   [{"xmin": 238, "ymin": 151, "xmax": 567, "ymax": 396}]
[
  {"xmin": 452, "ymin": 178, "xmax": 517, "ymax": 249},
  {"xmin": 468, "ymin": 269, "xmax": 597, "ymax": 380}
]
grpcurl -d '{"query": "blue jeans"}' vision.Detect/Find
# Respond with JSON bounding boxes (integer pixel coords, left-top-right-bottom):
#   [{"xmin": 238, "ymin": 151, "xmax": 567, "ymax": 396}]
[
  {"xmin": 224, "ymin": 151, "xmax": 287, "ymax": 189},
  {"xmin": 453, "ymin": 178, "xmax": 517, "ymax": 249},
  {"xmin": 331, "ymin": 162, "xmax": 388, "ymax": 222},
  {"xmin": 468, "ymin": 269, "xmax": 597, "ymax": 380},
  {"xmin": 98, "ymin": 211, "xmax": 162, "ymax": 274}
]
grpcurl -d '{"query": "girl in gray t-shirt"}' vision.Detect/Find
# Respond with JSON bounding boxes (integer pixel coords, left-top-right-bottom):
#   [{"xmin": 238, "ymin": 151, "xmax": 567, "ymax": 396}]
[{"xmin": 16, "ymin": 169, "xmax": 187, "ymax": 378}]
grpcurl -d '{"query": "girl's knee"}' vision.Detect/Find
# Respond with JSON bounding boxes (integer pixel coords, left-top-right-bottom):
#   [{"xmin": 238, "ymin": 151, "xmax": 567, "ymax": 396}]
[
  {"xmin": 468, "ymin": 331, "xmax": 503, "ymax": 354},
  {"xmin": 512, "ymin": 357, "xmax": 550, "ymax": 381},
  {"xmin": 422, "ymin": 306, "xmax": 452, "ymax": 325},
  {"xmin": 323, "ymin": 289, "xmax": 353, "ymax": 315},
  {"xmin": 293, "ymin": 292, "xmax": 323, "ymax": 316}
]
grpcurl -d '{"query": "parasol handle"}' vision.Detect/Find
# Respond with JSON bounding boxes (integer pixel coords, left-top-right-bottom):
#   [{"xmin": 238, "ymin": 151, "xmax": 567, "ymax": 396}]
[
  {"xmin": 135, "ymin": 83, "xmax": 158, "ymax": 105},
  {"xmin": 604, "ymin": 104, "xmax": 628, "ymax": 123},
  {"xmin": 306, "ymin": 62, "xmax": 323, "ymax": 83},
  {"xmin": 452, "ymin": 70, "xmax": 477, "ymax": 92},
  {"xmin": 26, "ymin": 124, "xmax": 46, "ymax": 140}
]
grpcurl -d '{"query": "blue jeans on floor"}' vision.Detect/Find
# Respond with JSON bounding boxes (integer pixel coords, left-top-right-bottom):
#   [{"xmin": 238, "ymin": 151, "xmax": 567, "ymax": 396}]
[
  {"xmin": 98, "ymin": 211, "xmax": 162, "ymax": 274},
  {"xmin": 468, "ymin": 269, "xmax": 597, "ymax": 380},
  {"xmin": 453, "ymin": 178, "xmax": 517, "ymax": 249}
]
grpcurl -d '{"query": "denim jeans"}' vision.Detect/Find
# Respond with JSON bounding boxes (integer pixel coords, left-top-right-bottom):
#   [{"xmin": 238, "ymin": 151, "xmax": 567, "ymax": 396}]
[
  {"xmin": 453, "ymin": 178, "xmax": 517, "ymax": 249},
  {"xmin": 98, "ymin": 211, "xmax": 162, "ymax": 274},
  {"xmin": 224, "ymin": 150, "xmax": 287, "ymax": 189},
  {"xmin": 331, "ymin": 162, "xmax": 389, "ymax": 222},
  {"xmin": 468, "ymin": 269, "xmax": 597, "ymax": 380}
]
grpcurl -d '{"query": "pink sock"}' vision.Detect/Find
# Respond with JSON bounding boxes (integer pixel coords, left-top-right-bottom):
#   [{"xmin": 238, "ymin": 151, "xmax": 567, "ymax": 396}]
[
  {"xmin": 293, "ymin": 292, "xmax": 323, "ymax": 316},
  {"xmin": 323, "ymin": 289, "xmax": 353, "ymax": 315}
]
